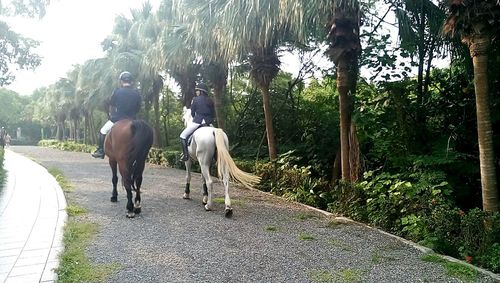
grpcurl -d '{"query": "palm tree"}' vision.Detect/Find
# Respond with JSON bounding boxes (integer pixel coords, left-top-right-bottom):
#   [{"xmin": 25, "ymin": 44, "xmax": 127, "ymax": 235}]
[
  {"xmin": 101, "ymin": 3, "xmax": 166, "ymax": 146},
  {"xmin": 189, "ymin": 0, "xmax": 292, "ymax": 160},
  {"xmin": 281, "ymin": 0, "xmax": 362, "ymax": 181},
  {"xmin": 443, "ymin": 0, "xmax": 499, "ymax": 212},
  {"xmin": 170, "ymin": 0, "xmax": 234, "ymax": 130}
]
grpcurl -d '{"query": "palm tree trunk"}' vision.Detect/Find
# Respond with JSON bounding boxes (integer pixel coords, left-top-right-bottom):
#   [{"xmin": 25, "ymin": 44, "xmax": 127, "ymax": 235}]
[
  {"xmin": 468, "ymin": 35, "xmax": 499, "ymax": 212},
  {"xmin": 261, "ymin": 85, "xmax": 277, "ymax": 160},
  {"xmin": 153, "ymin": 76, "xmax": 163, "ymax": 147},
  {"xmin": 213, "ymin": 83, "xmax": 226, "ymax": 129},
  {"xmin": 337, "ymin": 57, "xmax": 351, "ymax": 180}
]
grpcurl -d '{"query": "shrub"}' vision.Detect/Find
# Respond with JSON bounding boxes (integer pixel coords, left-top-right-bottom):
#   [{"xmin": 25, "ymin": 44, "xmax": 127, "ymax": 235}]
[{"xmin": 254, "ymin": 151, "xmax": 332, "ymax": 208}]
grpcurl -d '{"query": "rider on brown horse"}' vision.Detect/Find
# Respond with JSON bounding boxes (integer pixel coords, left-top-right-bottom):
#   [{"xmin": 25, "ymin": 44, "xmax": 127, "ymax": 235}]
[{"xmin": 92, "ymin": 71, "xmax": 141, "ymax": 159}]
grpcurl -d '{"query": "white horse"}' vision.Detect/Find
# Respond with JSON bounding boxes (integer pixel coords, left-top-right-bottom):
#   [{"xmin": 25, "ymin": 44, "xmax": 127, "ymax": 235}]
[{"xmin": 181, "ymin": 107, "xmax": 260, "ymax": 217}]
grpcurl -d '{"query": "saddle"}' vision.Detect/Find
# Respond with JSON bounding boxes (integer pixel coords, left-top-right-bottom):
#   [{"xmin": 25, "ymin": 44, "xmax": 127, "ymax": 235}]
[{"xmin": 187, "ymin": 124, "xmax": 213, "ymax": 146}]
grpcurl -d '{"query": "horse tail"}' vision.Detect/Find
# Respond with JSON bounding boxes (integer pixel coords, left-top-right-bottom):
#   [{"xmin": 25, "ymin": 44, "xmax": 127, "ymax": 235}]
[
  {"xmin": 128, "ymin": 120, "xmax": 154, "ymax": 180},
  {"xmin": 213, "ymin": 128, "xmax": 261, "ymax": 189}
]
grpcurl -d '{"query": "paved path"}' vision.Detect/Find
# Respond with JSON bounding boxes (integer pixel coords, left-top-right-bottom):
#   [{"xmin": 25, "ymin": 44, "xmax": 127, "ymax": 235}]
[
  {"xmin": 0, "ymin": 149, "xmax": 66, "ymax": 283},
  {"xmin": 4, "ymin": 146, "xmax": 500, "ymax": 283}
]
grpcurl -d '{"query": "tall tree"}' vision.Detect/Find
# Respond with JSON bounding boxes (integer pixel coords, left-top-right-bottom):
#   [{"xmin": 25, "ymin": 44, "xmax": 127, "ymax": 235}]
[
  {"xmin": 395, "ymin": 0, "xmax": 447, "ymax": 151},
  {"xmin": 0, "ymin": 0, "xmax": 48, "ymax": 86},
  {"xmin": 282, "ymin": 0, "xmax": 362, "ymax": 181},
  {"xmin": 443, "ymin": 0, "xmax": 499, "ymax": 212},
  {"xmin": 0, "ymin": 22, "xmax": 41, "ymax": 86},
  {"xmin": 197, "ymin": 0, "xmax": 295, "ymax": 160}
]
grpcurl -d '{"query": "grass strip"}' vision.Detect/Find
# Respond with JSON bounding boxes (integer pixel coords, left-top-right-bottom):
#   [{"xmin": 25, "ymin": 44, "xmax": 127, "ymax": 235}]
[{"xmin": 49, "ymin": 168, "xmax": 119, "ymax": 282}]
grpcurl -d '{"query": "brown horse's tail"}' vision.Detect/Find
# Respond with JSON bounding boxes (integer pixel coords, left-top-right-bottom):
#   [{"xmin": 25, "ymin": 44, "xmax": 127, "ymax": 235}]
[{"xmin": 128, "ymin": 120, "xmax": 154, "ymax": 182}]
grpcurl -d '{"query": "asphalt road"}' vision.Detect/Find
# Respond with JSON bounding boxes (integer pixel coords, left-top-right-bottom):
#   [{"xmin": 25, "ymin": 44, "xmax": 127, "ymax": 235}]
[{"xmin": 9, "ymin": 146, "xmax": 499, "ymax": 283}]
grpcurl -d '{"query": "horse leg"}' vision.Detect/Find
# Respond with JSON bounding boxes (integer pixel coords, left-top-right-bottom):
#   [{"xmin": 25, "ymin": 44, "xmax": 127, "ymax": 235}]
[
  {"xmin": 109, "ymin": 159, "xmax": 118, "ymax": 202},
  {"xmin": 124, "ymin": 178, "xmax": 135, "ymax": 218},
  {"xmin": 200, "ymin": 164, "xmax": 213, "ymax": 211},
  {"xmin": 133, "ymin": 161, "xmax": 145, "ymax": 214},
  {"xmin": 183, "ymin": 159, "xmax": 192, "ymax": 199},
  {"xmin": 202, "ymin": 182, "xmax": 208, "ymax": 205},
  {"xmin": 120, "ymin": 166, "xmax": 135, "ymax": 218},
  {"xmin": 222, "ymin": 167, "xmax": 232, "ymax": 218}
]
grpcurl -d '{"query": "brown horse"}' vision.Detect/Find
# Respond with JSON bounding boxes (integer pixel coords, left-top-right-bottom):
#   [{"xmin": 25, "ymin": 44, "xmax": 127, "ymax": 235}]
[{"xmin": 105, "ymin": 119, "xmax": 153, "ymax": 218}]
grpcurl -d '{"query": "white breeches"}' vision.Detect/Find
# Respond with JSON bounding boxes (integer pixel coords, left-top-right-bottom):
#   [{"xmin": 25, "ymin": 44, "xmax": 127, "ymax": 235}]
[
  {"xmin": 180, "ymin": 122, "xmax": 200, "ymax": 139},
  {"xmin": 100, "ymin": 120, "xmax": 114, "ymax": 135}
]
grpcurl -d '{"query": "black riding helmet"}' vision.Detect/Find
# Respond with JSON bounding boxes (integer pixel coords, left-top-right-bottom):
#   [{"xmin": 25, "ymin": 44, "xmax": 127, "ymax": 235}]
[
  {"xmin": 119, "ymin": 71, "xmax": 133, "ymax": 82},
  {"xmin": 194, "ymin": 82, "xmax": 208, "ymax": 94}
]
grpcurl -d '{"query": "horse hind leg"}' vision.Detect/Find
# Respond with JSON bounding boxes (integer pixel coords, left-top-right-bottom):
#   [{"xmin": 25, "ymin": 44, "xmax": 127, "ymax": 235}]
[
  {"xmin": 133, "ymin": 162, "xmax": 145, "ymax": 214},
  {"xmin": 125, "ymin": 181, "xmax": 135, "ymax": 218},
  {"xmin": 222, "ymin": 167, "xmax": 232, "ymax": 218},
  {"xmin": 109, "ymin": 159, "xmax": 118, "ymax": 202},
  {"xmin": 202, "ymin": 183, "xmax": 208, "ymax": 205},
  {"xmin": 200, "ymin": 164, "xmax": 213, "ymax": 211},
  {"xmin": 120, "ymin": 168, "xmax": 135, "ymax": 218}
]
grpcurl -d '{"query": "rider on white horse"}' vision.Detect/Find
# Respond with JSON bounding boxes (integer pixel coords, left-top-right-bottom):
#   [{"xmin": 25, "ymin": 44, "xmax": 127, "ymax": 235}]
[{"xmin": 179, "ymin": 82, "xmax": 215, "ymax": 161}]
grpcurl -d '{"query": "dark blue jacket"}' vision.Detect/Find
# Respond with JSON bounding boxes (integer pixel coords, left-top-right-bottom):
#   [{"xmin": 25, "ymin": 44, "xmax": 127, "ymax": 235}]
[
  {"xmin": 190, "ymin": 94, "xmax": 215, "ymax": 125},
  {"xmin": 109, "ymin": 87, "xmax": 141, "ymax": 122}
]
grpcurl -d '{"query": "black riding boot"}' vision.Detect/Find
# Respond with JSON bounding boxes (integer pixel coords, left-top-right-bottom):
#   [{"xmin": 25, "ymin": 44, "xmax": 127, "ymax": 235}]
[
  {"xmin": 91, "ymin": 133, "xmax": 106, "ymax": 159},
  {"xmin": 180, "ymin": 138, "xmax": 189, "ymax": 161}
]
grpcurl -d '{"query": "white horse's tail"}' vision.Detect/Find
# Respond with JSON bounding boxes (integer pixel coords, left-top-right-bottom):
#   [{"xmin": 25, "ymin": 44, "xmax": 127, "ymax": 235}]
[{"xmin": 214, "ymin": 128, "xmax": 261, "ymax": 189}]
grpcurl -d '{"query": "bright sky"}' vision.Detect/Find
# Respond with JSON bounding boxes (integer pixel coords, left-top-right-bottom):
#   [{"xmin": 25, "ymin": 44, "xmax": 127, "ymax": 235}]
[
  {"xmin": 3, "ymin": 1, "xmax": 447, "ymax": 96},
  {"xmin": 4, "ymin": 0, "xmax": 159, "ymax": 95},
  {"xmin": 2, "ymin": 0, "xmax": 324, "ymax": 96}
]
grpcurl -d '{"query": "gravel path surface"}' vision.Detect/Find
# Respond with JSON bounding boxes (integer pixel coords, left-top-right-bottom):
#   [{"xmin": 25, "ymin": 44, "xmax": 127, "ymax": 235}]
[{"xmin": 10, "ymin": 146, "xmax": 499, "ymax": 283}]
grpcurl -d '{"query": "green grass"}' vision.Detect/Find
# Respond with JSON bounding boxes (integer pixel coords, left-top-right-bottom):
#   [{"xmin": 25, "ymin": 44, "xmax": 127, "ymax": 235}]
[
  {"xmin": 371, "ymin": 250, "xmax": 396, "ymax": 264},
  {"xmin": 66, "ymin": 204, "xmax": 87, "ymax": 216},
  {"xmin": 295, "ymin": 212, "xmax": 318, "ymax": 221},
  {"xmin": 265, "ymin": 225, "xmax": 278, "ymax": 232},
  {"xmin": 213, "ymin": 197, "xmax": 243, "ymax": 206},
  {"xmin": 308, "ymin": 269, "xmax": 335, "ymax": 282},
  {"xmin": 326, "ymin": 219, "xmax": 346, "ymax": 229},
  {"xmin": 48, "ymin": 167, "xmax": 73, "ymax": 192},
  {"xmin": 299, "ymin": 233, "xmax": 315, "ymax": 241},
  {"xmin": 51, "ymin": 169, "xmax": 119, "ymax": 282},
  {"xmin": 329, "ymin": 239, "xmax": 353, "ymax": 251},
  {"xmin": 421, "ymin": 253, "xmax": 477, "ymax": 282},
  {"xmin": 336, "ymin": 269, "xmax": 363, "ymax": 282},
  {"xmin": 308, "ymin": 268, "xmax": 364, "ymax": 283},
  {"xmin": 56, "ymin": 221, "xmax": 119, "ymax": 282}
]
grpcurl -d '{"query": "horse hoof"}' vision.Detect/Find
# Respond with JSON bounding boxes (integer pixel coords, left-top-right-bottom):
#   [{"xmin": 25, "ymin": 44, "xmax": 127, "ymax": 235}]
[
  {"xmin": 183, "ymin": 193, "xmax": 190, "ymax": 199},
  {"xmin": 126, "ymin": 212, "xmax": 135, "ymax": 218},
  {"xmin": 110, "ymin": 196, "xmax": 117, "ymax": 202},
  {"xmin": 225, "ymin": 208, "xmax": 233, "ymax": 218},
  {"xmin": 204, "ymin": 204, "xmax": 212, "ymax": 211},
  {"xmin": 134, "ymin": 207, "xmax": 141, "ymax": 214}
]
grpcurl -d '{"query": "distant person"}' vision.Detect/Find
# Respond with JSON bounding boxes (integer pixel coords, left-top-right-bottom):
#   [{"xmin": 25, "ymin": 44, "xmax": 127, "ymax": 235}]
[
  {"xmin": 91, "ymin": 71, "xmax": 142, "ymax": 159},
  {"xmin": 0, "ymin": 127, "xmax": 5, "ymax": 149},
  {"xmin": 179, "ymin": 82, "xmax": 215, "ymax": 161},
  {"xmin": 4, "ymin": 133, "xmax": 11, "ymax": 147}
]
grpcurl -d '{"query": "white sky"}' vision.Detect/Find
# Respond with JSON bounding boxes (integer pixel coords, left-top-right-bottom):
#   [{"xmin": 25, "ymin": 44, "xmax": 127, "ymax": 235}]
[
  {"xmin": 2, "ymin": 1, "xmax": 447, "ymax": 96},
  {"xmin": 3, "ymin": 0, "xmax": 160, "ymax": 95},
  {"xmin": 2, "ymin": 0, "xmax": 324, "ymax": 96}
]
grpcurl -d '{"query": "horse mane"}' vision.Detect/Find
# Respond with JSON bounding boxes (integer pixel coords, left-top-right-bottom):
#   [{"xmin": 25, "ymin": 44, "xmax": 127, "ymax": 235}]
[
  {"xmin": 128, "ymin": 120, "xmax": 154, "ymax": 181},
  {"xmin": 182, "ymin": 107, "xmax": 192, "ymax": 126}
]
